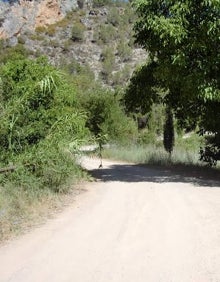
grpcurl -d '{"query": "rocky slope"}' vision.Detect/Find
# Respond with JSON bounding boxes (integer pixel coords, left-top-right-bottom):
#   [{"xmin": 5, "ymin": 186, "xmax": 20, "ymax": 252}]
[
  {"xmin": 0, "ymin": 0, "xmax": 146, "ymax": 87},
  {"xmin": 0, "ymin": 0, "xmax": 79, "ymax": 39}
]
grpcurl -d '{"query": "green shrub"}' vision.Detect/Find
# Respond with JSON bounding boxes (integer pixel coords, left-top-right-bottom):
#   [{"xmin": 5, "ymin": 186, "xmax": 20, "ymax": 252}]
[
  {"xmin": 29, "ymin": 33, "xmax": 45, "ymax": 41},
  {"xmin": 0, "ymin": 56, "xmax": 89, "ymax": 162},
  {"xmin": 0, "ymin": 55, "xmax": 92, "ymax": 240},
  {"xmin": 50, "ymin": 39, "xmax": 60, "ymax": 48},
  {"xmin": 107, "ymin": 7, "xmax": 121, "ymax": 26},
  {"xmin": 137, "ymin": 131, "xmax": 157, "ymax": 145},
  {"xmin": 71, "ymin": 22, "xmax": 86, "ymax": 42},
  {"xmin": 35, "ymin": 23, "xmax": 58, "ymax": 37},
  {"xmin": 117, "ymin": 40, "xmax": 132, "ymax": 62},
  {"xmin": 98, "ymin": 24, "xmax": 117, "ymax": 44},
  {"xmin": 100, "ymin": 47, "xmax": 115, "ymax": 82},
  {"xmin": 0, "ymin": 44, "xmax": 30, "ymax": 64},
  {"xmin": 93, "ymin": 0, "xmax": 113, "ymax": 8},
  {"xmin": 35, "ymin": 26, "xmax": 47, "ymax": 34},
  {"xmin": 63, "ymin": 39, "xmax": 72, "ymax": 51},
  {"xmin": 79, "ymin": 89, "xmax": 137, "ymax": 142},
  {"xmin": 46, "ymin": 25, "xmax": 57, "ymax": 36},
  {"xmin": 17, "ymin": 36, "xmax": 26, "ymax": 45},
  {"xmin": 112, "ymin": 65, "xmax": 131, "ymax": 86}
]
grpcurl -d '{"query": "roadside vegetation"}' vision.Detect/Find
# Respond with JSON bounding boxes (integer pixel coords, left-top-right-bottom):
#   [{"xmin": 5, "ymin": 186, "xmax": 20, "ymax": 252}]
[
  {"xmin": 123, "ymin": 0, "xmax": 220, "ymax": 167},
  {"xmin": 0, "ymin": 41, "xmax": 136, "ymax": 241},
  {"xmin": 103, "ymin": 133, "xmax": 205, "ymax": 166}
]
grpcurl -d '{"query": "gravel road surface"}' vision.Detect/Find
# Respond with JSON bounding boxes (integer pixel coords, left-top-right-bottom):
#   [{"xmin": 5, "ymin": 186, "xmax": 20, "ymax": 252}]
[{"xmin": 0, "ymin": 157, "xmax": 220, "ymax": 282}]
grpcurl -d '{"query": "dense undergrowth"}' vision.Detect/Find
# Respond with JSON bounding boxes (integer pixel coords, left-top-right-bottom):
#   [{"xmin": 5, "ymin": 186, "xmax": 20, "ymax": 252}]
[{"xmin": 0, "ymin": 45, "xmax": 137, "ymax": 241}]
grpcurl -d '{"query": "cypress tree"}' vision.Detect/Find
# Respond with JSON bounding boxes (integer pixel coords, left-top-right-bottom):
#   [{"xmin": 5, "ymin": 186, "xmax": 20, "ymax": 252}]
[{"xmin": 163, "ymin": 107, "xmax": 174, "ymax": 158}]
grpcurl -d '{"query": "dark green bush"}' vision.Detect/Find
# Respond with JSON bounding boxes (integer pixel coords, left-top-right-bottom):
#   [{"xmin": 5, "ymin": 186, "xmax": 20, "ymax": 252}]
[
  {"xmin": 98, "ymin": 24, "xmax": 117, "ymax": 44},
  {"xmin": 93, "ymin": 0, "xmax": 113, "ymax": 8},
  {"xmin": 71, "ymin": 22, "xmax": 86, "ymax": 42},
  {"xmin": 0, "ymin": 56, "xmax": 90, "ymax": 193},
  {"xmin": 79, "ymin": 89, "xmax": 137, "ymax": 142}
]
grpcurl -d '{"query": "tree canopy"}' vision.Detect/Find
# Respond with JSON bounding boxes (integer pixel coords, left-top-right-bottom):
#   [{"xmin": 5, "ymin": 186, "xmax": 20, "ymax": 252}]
[{"xmin": 125, "ymin": 0, "xmax": 220, "ymax": 158}]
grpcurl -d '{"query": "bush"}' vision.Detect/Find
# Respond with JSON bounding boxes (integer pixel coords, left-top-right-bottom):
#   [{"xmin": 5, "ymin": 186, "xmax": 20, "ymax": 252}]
[
  {"xmin": 117, "ymin": 40, "xmax": 132, "ymax": 62},
  {"xmin": 71, "ymin": 22, "xmax": 86, "ymax": 42},
  {"xmin": 35, "ymin": 26, "xmax": 47, "ymax": 34},
  {"xmin": 112, "ymin": 65, "xmax": 131, "ymax": 86},
  {"xmin": 79, "ymin": 89, "xmax": 137, "ymax": 142},
  {"xmin": 100, "ymin": 47, "xmax": 115, "ymax": 82},
  {"xmin": 0, "ymin": 43, "xmax": 30, "ymax": 64},
  {"xmin": 0, "ymin": 55, "xmax": 92, "ymax": 240},
  {"xmin": 107, "ymin": 7, "xmax": 121, "ymax": 26},
  {"xmin": 97, "ymin": 24, "xmax": 117, "ymax": 44},
  {"xmin": 46, "ymin": 25, "xmax": 56, "ymax": 36},
  {"xmin": 0, "ymin": 56, "xmax": 89, "ymax": 163},
  {"xmin": 93, "ymin": 0, "xmax": 113, "ymax": 8}
]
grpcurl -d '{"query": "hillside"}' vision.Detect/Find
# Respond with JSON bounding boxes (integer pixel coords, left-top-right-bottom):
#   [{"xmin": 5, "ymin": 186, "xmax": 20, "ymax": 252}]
[{"xmin": 0, "ymin": 0, "xmax": 146, "ymax": 87}]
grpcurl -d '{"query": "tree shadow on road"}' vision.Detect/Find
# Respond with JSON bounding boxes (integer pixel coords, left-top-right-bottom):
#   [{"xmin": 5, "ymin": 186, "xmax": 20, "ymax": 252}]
[{"xmin": 89, "ymin": 163, "xmax": 220, "ymax": 188}]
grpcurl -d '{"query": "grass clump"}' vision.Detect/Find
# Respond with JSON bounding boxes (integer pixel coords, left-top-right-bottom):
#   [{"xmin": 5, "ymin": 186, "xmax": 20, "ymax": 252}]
[{"xmin": 71, "ymin": 22, "xmax": 86, "ymax": 42}]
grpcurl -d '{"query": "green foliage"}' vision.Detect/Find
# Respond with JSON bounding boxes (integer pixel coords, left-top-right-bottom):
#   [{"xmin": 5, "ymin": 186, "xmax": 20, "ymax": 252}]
[
  {"xmin": 112, "ymin": 65, "xmax": 131, "ymax": 86},
  {"xmin": 29, "ymin": 33, "xmax": 45, "ymax": 41},
  {"xmin": 0, "ymin": 57, "xmax": 59, "ymax": 157},
  {"xmin": 133, "ymin": 0, "xmax": 220, "ymax": 105},
  {"xmin": 129, "ymin": 0, "xmax": 220, "ymax": 157},
  {"xmin": 0, "ymin": 56, "xmax": 89, "ymax": 181},
  {"xmin": 0, "ymin": 54, "xmax": 94, "ymax": 240},
  {"xmin": 107, "ymin": 7, "xmax": 121, "ymax": 26},
  {"xmin": 35, "ymin": 23, "xmax": 58, "ymax": 37},
  {"xmin": 117, "ymin": 40, "xmax": 132, "ymax": 62},
  {"xmin": 121, "ymin": 4, "xmax": 137, "ymax": 25},
  {"xmin": 71, "ymin": 22, "xmax": 86, "ymax": 42},
  {"xmin": 96, "ymin": 24, "xmax": 117, "ymax": 44},
  {"xmin": 93, "ymin": 0, "xmax": 113, "ymax": 7},
  {"xmin": 137, "ymin": 130, "xmax": 156, "ymax": 145},
  {"xmin": 100, "ymin": 47, "xmax": 115, "ymax": 82},
  {"xmin": 103, "ymin": 132, "xmax": 206, "ymax": 166},
  {"xmin": 79, "ymin": 89, "xmax": 137, "ymax": 143},
  {"xmin": 0, "ymin": 43, "xmax": 30, "ymax": 65},
  {"xmin": 60, "ymin": 58, "xmax": 96, "ymax": 96},
  {"xmin": 147, "ymin": 103, "xmax": 165, "ymax": 136},
  {"xmin": 124, "ymin": 61, "xmax": 162, "ymax": 114}
]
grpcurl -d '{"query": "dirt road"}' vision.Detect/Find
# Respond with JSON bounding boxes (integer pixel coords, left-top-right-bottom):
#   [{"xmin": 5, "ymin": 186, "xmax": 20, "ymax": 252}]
[{"xmin": 0, "ymin": 157, "xmax": 220, "ymax": 282}]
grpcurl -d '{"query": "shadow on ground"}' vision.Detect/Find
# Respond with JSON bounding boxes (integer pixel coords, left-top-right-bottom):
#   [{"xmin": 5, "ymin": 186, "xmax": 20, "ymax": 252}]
[{"xmin": 89, "ymin": 163, "xmax": 220, "ymax": 188}]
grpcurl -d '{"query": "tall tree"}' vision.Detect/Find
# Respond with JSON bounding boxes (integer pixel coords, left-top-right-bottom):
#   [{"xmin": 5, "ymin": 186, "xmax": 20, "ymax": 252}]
[
  {"xmin": 128, "ymin": 0, "xmax": 220, "ymax": 160},
  {"xmin": 163, "ymin": 106, "xmax": 174, "ymax": 157}
]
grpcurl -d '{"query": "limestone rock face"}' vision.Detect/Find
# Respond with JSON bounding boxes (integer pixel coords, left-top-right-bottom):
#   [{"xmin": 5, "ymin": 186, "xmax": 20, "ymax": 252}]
[
  {"xmin": 0, "ymin": 0, "xmax": 79, "ymax": 39},
  {"xmin": 35, "ymin": 0, "xmax": 63, "ymax": 28}
]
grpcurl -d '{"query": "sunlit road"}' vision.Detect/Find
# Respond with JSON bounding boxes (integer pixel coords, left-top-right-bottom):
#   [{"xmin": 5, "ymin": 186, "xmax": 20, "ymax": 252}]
[{"xmin": 0, "ymin": 157, "xmax": 220, "ymax": 282}]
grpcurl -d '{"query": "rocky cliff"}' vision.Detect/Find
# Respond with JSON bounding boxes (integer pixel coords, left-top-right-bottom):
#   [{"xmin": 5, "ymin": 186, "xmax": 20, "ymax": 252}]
[
  {"xmin": 0, "ymin": 0, "xmax": 81, "ymax": 39},
  {"xmin": 0, "ymin": 0, "xmax": 146, "ymax": 87}
]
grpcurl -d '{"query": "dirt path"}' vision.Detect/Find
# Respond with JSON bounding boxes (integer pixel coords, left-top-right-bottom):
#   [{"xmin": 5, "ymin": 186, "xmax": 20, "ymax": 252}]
[{"xmin": 0, "ymin": 157, "xmax": 220, "ymax": 282}]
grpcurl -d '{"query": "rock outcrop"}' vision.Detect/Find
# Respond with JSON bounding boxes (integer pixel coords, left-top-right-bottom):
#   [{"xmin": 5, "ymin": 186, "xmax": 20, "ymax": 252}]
[
  {"xmin": 0, "ymin": 1, "xmax": 147, "ymax": 87},
  {"xmin": 0, "ymin": 0, "xmax": 79, "ymax": 39}
]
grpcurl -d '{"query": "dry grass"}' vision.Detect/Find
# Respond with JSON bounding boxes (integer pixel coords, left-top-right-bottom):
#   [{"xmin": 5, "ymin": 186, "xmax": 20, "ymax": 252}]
[{"xmin": 0, "ymin": 179, "xmax": 87, "ymax": 244}]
